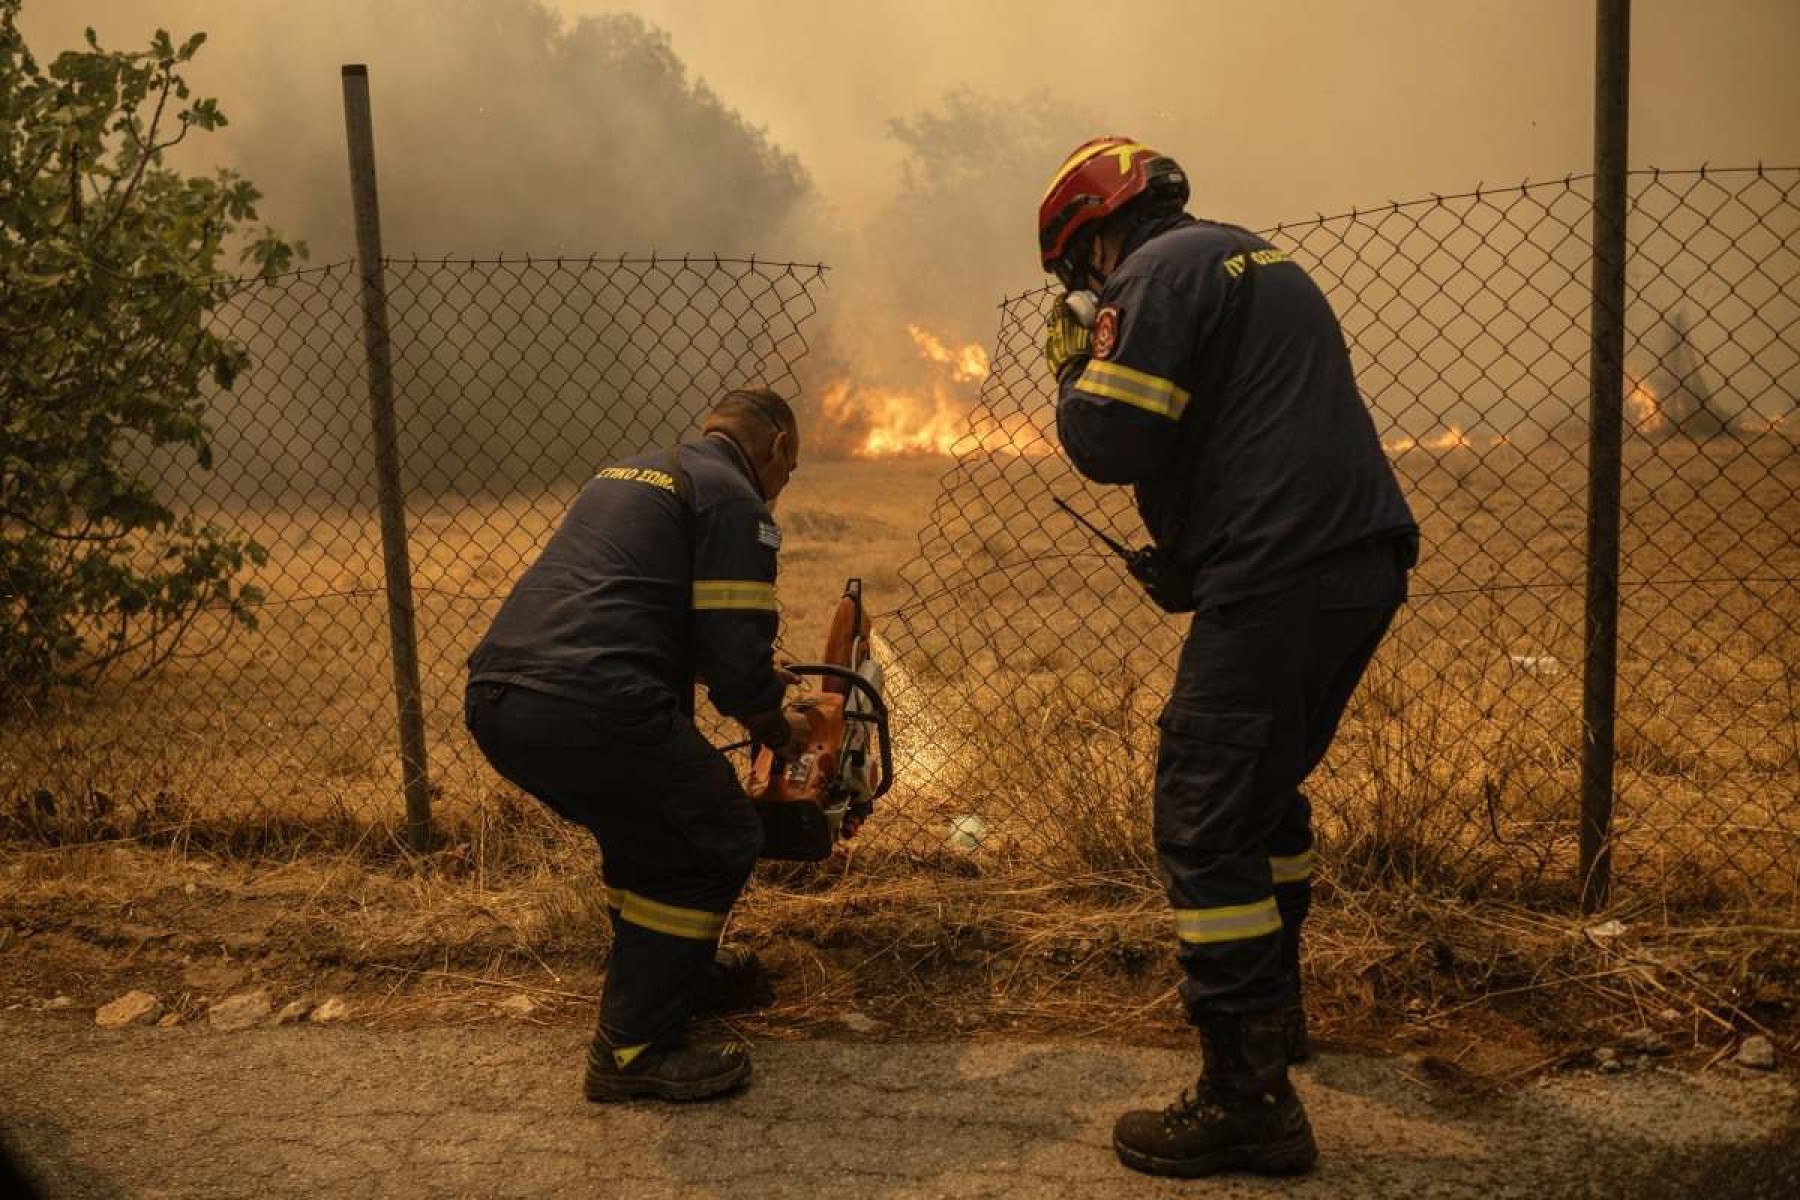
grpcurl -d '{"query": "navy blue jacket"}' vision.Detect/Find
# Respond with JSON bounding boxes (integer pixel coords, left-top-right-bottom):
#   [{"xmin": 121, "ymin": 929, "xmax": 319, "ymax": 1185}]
[
  {"xmin": 468, "ymin": 434, "xmax": 784, "ymax": 720},
  {"xmin": 1056, "ymin": 216, "xmax": 1416, "ymax": 608}
]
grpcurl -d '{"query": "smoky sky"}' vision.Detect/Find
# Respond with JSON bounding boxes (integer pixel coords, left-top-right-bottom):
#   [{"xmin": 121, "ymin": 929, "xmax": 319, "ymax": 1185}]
[
  {"xmin": 34, "ymin": 2, "xmax": 1800, "ymax": 277},
  {"xmin": 21, "ymin": 0, "xmax": 815, "ymax": 259},
  {"xmin": 20, "ymin": 0, "xmax": 1800, "ymax": 426}
]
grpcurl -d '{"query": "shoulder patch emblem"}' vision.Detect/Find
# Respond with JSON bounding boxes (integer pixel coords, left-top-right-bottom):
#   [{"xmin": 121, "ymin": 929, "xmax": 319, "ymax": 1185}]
[
  {"xmin": 1092, "ymin": 306, "xmax": 1121, "ymax": 359},
  {"xmin": 757, "ymin": 521, "xmax": 783, "ymax": 551}
]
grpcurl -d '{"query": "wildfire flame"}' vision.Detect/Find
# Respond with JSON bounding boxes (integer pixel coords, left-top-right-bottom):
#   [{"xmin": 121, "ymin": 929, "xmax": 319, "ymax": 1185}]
[
  {"xmin": 1381, "ymin": 376, "xmax": 1676, "ymax": 454},
  {"xmin": 823, "ymin": 325, "xmax": 1051, "ymax": 458},
  {"xmin": 1383, "ymin": 425, "xmax": 1508, "ymax": 454},
  {"xmin": 1624, "ymin": 373, "xmax": 1665, "ymax": 432},
  {"xmin": 907, "ymin": 325, "xmax": 990, "ymax": 383}
]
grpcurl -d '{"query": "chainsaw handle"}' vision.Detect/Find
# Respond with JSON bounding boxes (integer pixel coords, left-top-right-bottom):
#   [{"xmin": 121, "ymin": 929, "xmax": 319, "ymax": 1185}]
[{"xmin": 780, "ymin": 662, "xmax": 893, "ymax": 802}]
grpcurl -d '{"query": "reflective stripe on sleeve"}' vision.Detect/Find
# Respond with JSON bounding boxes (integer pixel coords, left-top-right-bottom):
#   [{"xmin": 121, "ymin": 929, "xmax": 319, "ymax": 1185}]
[
  {"xmin": 612, "ymin": 888, "xmax": 728, "ymax": 941},
  {"xmin": 692, "ymin": 580, "xmax": 778, "ymax": 611},
  {"xmin": 1075, "ymin": 360, "xmax": 1192, "ymax": 421},
  {"xmin": 1270, "ymin": 849, "xmax": 1315, "ymax": 885},
  {"xmin": 1173, "ymin": 898, "xmax": 1284, "ymax": 945}
]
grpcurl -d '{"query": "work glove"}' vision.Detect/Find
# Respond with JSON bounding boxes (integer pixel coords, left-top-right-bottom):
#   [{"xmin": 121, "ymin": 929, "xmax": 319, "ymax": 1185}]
[
  {"xmin": 1044, "ymin": 290, "xmax": 1098, "ymax": 383},
  {"xmin": 741, "ymin": 703, "xmax": 809, "ymax": 760},
  {"xmin": 775, "ymin": 704, "xmax": 813, "ymax": 760}
]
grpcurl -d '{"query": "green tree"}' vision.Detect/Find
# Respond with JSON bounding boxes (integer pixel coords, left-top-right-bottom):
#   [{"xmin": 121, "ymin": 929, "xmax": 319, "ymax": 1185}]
[{"xmin": 0, "ymin": 0, "xmax": 301, "ymax": 714}]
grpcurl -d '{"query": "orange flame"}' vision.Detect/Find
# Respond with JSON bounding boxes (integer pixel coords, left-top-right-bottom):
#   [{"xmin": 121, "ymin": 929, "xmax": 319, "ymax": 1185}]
[
  {"xmin": 1383, "ymin": 425, "xmax": 1507, "ymax": 455},
  {"xmin": 907, "ymin": 324, "xmax": 990, "ymax": 383},
  {"xmin": 1624, "ymin": 373, "xmax": 1665, "ymax": 432},
  {"xmin": 825, "ymin": 326, "xmax": 1048, "ymax": 458},
  {"xmin": 820, "ymin": 379, "xmax": 1051, "ymax": 458}
]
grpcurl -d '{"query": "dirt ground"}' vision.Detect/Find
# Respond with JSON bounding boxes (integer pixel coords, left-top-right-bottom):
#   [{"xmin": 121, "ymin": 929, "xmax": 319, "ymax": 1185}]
[{"xmin": 2, "ymin": 1010, "xmax": 1797, "ymax": 1200}]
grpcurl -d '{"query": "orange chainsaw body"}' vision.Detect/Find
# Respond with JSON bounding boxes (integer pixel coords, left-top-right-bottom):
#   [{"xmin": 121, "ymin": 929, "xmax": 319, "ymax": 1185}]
[{"xmin": 748, "ymin": 580, "xmax": 886, "ymax": 861}]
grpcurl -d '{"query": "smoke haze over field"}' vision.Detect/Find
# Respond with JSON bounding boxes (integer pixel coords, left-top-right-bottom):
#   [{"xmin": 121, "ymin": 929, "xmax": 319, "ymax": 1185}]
[
  {"xmin": 22, "ymin": 1, "xmax": 815, "ymax": 257},
  {"xmin": 20, "ymin": 0, "xmax": 1800, "ymax": 455}
]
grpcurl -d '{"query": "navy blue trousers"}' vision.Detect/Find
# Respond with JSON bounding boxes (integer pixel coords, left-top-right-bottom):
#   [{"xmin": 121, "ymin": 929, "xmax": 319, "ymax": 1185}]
[
  {"xmin": 464, "ymin": 682, "xmax": 763, "ymax": 1045},
  {"xmin": 1155, "ymin": 538, "xmax": 1409, "ymax": 1019}
]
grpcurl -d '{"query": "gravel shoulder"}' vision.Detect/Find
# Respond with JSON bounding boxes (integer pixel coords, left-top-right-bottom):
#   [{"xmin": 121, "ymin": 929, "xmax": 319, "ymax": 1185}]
[{"xmin": 2, "ymin": 1012, "xmax": 1797, "ymax": 1199}]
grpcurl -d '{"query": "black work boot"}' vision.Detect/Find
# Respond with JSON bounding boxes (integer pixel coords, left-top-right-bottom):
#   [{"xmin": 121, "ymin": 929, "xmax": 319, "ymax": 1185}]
[
  {"xmin": 1113, "ymin": 1011, "xmax": 1318, "ymax": 1178},
  {"xmin": 583, "ymin": 1036, "xmax": 752, "ymax": 1103},
  {"xmin": 691, "ymin": 944, "xmax": 774, "ymax": 1017}
]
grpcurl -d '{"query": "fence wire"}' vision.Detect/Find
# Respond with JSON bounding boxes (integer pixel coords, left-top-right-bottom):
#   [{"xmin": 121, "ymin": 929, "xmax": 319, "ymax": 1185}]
[
  {"xmin": 3, "ymin": 255, "xmax": 826, "ymax": 839},
  {"xmin": 882, "ymin": 168, "xmax": 1800, "ymax": 908},
  {"xmin": 4, "ymin": 170, "xmax": 1795, "ymax": 914}
]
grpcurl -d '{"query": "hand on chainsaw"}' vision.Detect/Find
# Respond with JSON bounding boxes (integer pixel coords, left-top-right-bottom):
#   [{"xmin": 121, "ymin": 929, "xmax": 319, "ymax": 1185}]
[
  {"xmin": 1044, "ymin": 291, "xmax": 1095, "ymax": 382},
  {"xmin": 773, "ymin": 705, "xmax": 812, "ymax": 760},
  {"xmin": 740, "ymin": 703, "xmax": 809, "ymax": 760}
]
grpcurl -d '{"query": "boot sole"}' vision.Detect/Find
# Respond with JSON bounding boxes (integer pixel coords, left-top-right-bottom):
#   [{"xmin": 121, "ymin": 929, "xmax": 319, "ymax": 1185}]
[
  {"xmin": 584, "ymin": 1057, "xmax": 752, "ymax": 1104},
  {"xmin": 1113, "ymin": 1129, "xmax": 1318, "ymax": 1179}
]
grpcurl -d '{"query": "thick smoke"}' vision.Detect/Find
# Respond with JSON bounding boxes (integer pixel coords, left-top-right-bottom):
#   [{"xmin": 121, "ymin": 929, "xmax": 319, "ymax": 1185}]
[
  {"xmin": 878, "ymin": 89, "xmax": 1095, "ymax": 345},
  {"xmin": 798, "ymin": 89, "xmax": 1097, "ymax": 455},
  {"xmin": 25, "ymin": 0, "xmax": 815, "ymax": 258},
  {"xmin": 21, "ymin": 1, "xmax": 828, "ymax": 494}
]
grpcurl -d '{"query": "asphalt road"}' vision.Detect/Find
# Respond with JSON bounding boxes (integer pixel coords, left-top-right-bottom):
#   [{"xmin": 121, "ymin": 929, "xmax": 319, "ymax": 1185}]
[{"xmin": 2, "ymin": 1012, "xmax": 1796, "ymax": 1199}]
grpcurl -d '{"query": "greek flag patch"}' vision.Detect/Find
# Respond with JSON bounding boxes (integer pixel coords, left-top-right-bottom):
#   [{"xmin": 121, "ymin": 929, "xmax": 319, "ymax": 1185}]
[{"xmin": 757, "ymin": 521, "xmax": 782, "ymax": 551}]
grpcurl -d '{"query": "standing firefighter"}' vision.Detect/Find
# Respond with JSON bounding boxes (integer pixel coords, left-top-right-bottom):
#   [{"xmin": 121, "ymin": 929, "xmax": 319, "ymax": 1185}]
[
  {"xmin": 464, "ymin": 389, "xmax": 807, "ymax": 1103},
  {"xmin": 1039, "ymin": 138, "xmax": 1418, "ymax": 1177}
]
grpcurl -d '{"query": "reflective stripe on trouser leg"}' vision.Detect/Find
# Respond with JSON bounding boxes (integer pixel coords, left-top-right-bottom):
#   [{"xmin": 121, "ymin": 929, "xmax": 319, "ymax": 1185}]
[
  {"xmin": 607, "ymin": 887, "xmax": 728, "ymax": 941},
  {"xmin": 1161, "ymin": 846, "xmax": 1287, "ymax": 1018},
  {"xmin": 1153, "ymin": 698, "xmax": 1287, "ymax": 1018},
  {"xmin": 599, "ymin": 885, "xmax": 732, "ymax": 1046},
  {"xmin": 1175, "ymin": 898, "xmax": 1285, "ymax": 944}
]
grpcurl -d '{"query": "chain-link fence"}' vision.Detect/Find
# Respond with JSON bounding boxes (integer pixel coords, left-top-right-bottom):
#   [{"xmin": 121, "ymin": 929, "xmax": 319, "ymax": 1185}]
[
  {"xmin": 882, "ymin": 167, "xmax": 1800, "ymax": 909},
  {"xmin": 3, "ymin": 255, "xmax": 827, "ymax": 842},
  {"xmin": 4, "ymin": 170, "xmax": 1795, "ymax": 913}
]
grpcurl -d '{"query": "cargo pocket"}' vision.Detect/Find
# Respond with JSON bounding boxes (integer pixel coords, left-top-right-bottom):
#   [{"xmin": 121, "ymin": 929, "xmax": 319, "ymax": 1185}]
[
  {"xmin": 595, "ymin": 702, "xmax": 677, "ymax": 749},
  {"xmin": 1152, "ymin": 706, "xmax": 1275, "ymax": 852}
]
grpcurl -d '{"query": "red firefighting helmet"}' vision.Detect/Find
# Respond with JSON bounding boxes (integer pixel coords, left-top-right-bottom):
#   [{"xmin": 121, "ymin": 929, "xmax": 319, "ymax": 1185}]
[{"xmin": 1038, "ymin": 137, "xmax": 1188, "ymax": 288}]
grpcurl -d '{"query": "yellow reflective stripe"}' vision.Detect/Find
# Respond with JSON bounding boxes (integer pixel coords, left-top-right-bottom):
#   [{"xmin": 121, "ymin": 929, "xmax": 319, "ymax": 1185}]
[
  {"xmin": 605, "ymin": 887, "xmax": 623, "ymax": 912},
  {"xmin": 692, "ymin": 580, "xmax": 777, "ymax": 611},
  {"xmin": 612, "ymin": 1042, "xmax": 649, "ymax": 1068},
  {"xmin": 1076, "ymin": 360, "xmax": 1191, "ymax": 421},
  {"xmin": 1174, "ymin": 898, "xmax": 1283, "ymax": 945},
  {"xmin": 1040, "ymin": 138, "xmax": 1151, "ymax": 202},
  {"xmin": 614, "ymin": 889, "xmax": 727, "ymax": 941},
  {"xmin": 1270, "ymin": 849, "xmax": 1315, "ymax": 885}
]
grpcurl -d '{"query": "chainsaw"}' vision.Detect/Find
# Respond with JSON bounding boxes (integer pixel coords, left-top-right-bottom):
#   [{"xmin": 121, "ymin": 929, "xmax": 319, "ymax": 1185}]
[{"xmin": 747, "ymin": 578, "xmax": 893, "ymax": 861}]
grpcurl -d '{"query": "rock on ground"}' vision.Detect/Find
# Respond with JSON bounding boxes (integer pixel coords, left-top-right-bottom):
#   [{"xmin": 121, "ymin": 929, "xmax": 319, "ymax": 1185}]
[
  {"xmin": 94, "ymin": 991, "xmax": 162, "ymax": 1029},
  {"xmin": 1737, "ymin": 1036, "xmax": 1778, "ymax": 1070},
  {"xmin": 273, "ymin": 999, "xmax": 314, "ymax": 1026},
  {"xmin": 309, "ymin": 997, "xmax": 351, "ymax": 1023},
  {"xmin": 207, "ymin": 990, "xmax": 273, "ymax": 1032}
]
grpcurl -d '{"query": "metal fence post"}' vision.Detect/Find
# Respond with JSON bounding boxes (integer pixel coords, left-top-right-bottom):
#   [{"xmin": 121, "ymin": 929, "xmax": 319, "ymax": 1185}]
[
  {"xmin": 341, "ymin": 64, "xmax": 433, "ymax": 851},
  {"xmin": 1580, "ymin": 0, "xmax": 1631, "ymax": 911}
]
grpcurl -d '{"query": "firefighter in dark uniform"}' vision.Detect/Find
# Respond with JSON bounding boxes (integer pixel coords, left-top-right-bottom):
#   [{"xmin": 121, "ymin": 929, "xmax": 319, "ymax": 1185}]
[
  {"xmin": 1038, "ymin": 138, "xmax": 1418, "ymax": 1177},
  {"xmin": 464, "ymin": 388, "xmax": 809, "ymax": 1103}
]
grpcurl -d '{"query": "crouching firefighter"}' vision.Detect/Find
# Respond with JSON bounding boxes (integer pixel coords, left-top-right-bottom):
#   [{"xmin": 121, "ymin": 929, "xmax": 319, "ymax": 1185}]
[
  {"xmin": 1038, "ymin": 139, "xmax": 1419, "ymax": 1177},
  {"xmin": 464, "ymin": 388, "xmax": 808, "ymax": 1103}
]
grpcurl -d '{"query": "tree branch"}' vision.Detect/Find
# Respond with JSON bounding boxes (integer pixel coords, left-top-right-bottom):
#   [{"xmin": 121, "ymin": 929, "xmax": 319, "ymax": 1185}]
[{"xmin": 92, "ymin": 70, "xmax": 174, "ymax": 242}]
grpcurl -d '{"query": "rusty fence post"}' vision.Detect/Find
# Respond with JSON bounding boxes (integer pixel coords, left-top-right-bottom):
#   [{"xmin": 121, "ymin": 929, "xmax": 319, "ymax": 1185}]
[
  {"xmin": 341, "ymin": 64, "xmax": 433, "ymax": 851},
  {"xmin": 1580, "ymin": 0, "xmax": 1630, "ymax": 912}
]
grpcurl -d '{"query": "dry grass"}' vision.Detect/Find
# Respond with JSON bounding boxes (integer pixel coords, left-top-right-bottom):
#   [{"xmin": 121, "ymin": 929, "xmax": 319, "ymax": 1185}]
[{"xmin": 2, "ymin": 440, "xmax": 1797, "ymax": 1065}]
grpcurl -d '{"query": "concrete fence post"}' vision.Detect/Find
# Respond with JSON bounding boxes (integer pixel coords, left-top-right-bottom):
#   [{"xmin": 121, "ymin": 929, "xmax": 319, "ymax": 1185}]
[
  {"xmin": 1580, "ymin": 0, "xmax": 1631, "ymax": 911},
  {"xmin": 341, "ymin": 64, "xmax": 433, "ymax": 852}
]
